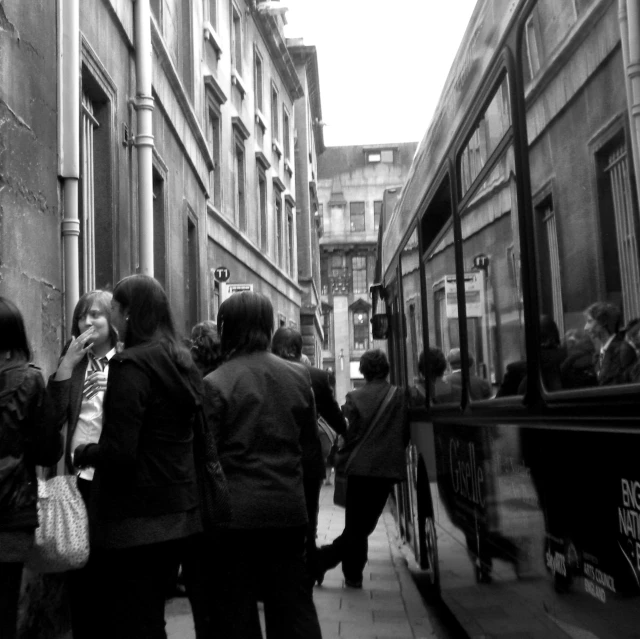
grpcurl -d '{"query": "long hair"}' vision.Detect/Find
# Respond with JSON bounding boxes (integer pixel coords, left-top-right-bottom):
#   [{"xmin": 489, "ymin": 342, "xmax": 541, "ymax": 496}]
[
  {"xmin": 217, "ymin": 291, "xmax": 274, "ymax": 358},
  {"xmin": 113, "ymin": 275, "xmax": 190, "ymax": 368},
  {"xmin": 71, "ymin": 290, "xmax": 118, "ymax": 347},
  {"xmin": 190, "ymin": 320, "xmax": 222, "ymax": 375},
  {"xmin": 0, "ymin": 297, "xmax": 31, "ymax": 361}
]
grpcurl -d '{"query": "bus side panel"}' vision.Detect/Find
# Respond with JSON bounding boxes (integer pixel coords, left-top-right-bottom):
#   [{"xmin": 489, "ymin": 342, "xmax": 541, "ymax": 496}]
[{"xmin": 432, "ymin": 420, "xmax": 640, "ymax": 638}]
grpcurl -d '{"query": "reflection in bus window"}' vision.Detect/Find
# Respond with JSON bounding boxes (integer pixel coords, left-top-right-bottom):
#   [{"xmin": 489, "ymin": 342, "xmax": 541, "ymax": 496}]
[
  {"xmin": 401, "ymin": 229, "xmax": 423, "ymax": 401},
  {"xmin": 459, "ymin": 143, "xmax": 525, "ymax": 399},
  {"xmin": 523, "ymin": 0, "xmax": 640, "ymax": 392}
]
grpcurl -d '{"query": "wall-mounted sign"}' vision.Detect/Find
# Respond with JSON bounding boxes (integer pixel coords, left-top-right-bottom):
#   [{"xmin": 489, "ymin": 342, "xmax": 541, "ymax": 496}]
[
  {"xmin": 444, "ymin": 272, "xmax": 483, "ymax": 319},
  {"xmin": 213, "ymin": 267, "xmax": 230, "ymax": 282}
]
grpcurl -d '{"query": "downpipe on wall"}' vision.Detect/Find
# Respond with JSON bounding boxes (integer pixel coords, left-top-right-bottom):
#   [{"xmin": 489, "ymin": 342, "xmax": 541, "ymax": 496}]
[
  {"xmin": 622, "ymin": 0, "xmax": 640, "ymax": 197},
  {"xmin": 134, "ymin": 0, "xmax": 155, "ymax": 276}
]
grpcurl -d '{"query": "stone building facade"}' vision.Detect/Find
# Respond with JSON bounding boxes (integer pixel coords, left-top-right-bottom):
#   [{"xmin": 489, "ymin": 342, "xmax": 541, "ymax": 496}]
[{"xmin": 317, "ymin": 143, "xmax": 417, "ymax": 403}]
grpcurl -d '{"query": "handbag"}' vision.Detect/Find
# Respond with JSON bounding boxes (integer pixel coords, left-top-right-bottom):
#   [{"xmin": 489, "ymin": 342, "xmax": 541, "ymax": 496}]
[
  {"xmin": 317, "ymin": 415, "xmax": 337, "ymax": 462},
  {"xmin": 193, "ymin": 406, "xmax": 232, "ymax": 530},
  {"xmin": 333, "ymin": 385, "xmax": 397, "ymax": 508},
  {"xmin": 28, "ymin": 474, "xmax": 89, "ymax": 573}
]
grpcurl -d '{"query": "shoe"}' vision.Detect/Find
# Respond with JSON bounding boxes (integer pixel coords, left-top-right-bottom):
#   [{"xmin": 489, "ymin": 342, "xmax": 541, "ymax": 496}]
[
  {"xmin": 344, "ymin": 578, "xmax": 363, "ymax": 589},
  {"xmin": 315, "ymin": 567, "xmax": 326, "ymax": 586}
]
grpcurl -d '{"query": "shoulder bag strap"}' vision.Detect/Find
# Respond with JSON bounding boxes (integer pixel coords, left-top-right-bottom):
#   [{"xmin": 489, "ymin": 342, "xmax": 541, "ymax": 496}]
[{"xmin": 345, "ymin": 385, "xmax": 397, "ymax": 473}]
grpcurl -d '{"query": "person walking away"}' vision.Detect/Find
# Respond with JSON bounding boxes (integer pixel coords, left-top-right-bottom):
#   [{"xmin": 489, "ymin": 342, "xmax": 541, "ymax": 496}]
[
  {"xmin": 0, "ymin": 297, "xmax": 62, "ymax": 639},
  {"xmin": 190, "ymin": 320, "xmax": 223, "ymax": 378},
  {"xmin": 73, "ymin": 275, "xmax": 206, "ymax": 639},
  {"xmin": 316, "ymin": 349, "xmax": 409, "ymax": 588},
  {"xmin": 204, "ymin": 292, "xmax": 322, "ymax": 639},
  {"xmin": 271, "ymin": 326, "xmax": 346, "ymax": 587},
  {"xmin": 43, "ymin": 290, "xmax": 118, "ymax": 638}
]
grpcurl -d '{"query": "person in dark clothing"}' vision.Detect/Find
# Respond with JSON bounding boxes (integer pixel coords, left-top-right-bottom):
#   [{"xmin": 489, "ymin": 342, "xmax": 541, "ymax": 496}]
[
  {"xmin": 444, "ymin": 348, "xmax": 492, "ymax": 400},
  {"xmin": 190, "ymin": 320, "xmax": 222, "ymax": 378},
  {"xmin": 621, "ymin": 319, "xmax": 640, "ymax": 383},
  {"xmin": 560, "ymin": 329, "xmax": 598, "ymax": 389},
  {"xmin": 73, "ymin": 275, "xmax": 206, "ymax": 639},
  {"xmin": 316, "ymin": 349, "xmax": 409, "ymax": 589},
  {"xmin": 203, "ymin": 292, "xmax": 322, "ymax": 639},
  {"xmin": 271, "ymin": 326, "xmax": 346, "ymax": 587},
  {"xmin": 0, "ymin": 297, "xmax": 62, "ymax": 639},
  {"xmin": 43, "ymin": 290, "xmax": 118, "ymax": 639},
  {"xmin": 584, "ymin": 301, "xmax": 625, "ymax": 385}
]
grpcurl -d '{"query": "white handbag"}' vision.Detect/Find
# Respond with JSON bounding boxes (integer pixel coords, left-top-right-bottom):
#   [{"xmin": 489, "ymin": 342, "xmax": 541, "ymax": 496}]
[{"xmin": 28, "ymin": 475, "xmax": 89, "ymax": 573}]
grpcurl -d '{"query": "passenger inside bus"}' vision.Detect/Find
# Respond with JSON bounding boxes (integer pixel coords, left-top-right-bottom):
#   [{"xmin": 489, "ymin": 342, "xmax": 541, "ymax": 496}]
[
  {"xmin": 583, "ymin": 301, "xmax": 625, "ymax": 386},
  {"xmin": 444, "ymin": 348, "xmax": 492, "ymax": 401},
  {"xmin": 413, "ymin": 348, "xmax": 457, "ymax": 405}
]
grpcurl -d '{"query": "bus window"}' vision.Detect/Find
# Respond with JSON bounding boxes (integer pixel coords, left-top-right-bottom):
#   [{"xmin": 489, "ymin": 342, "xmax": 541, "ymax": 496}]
[
  {"xmin": 523, "ymin": 0, "xmax": 640, "ymax": 393},
  {"xmin": 400, "ymin": 229, "xmax": 424, "ymax": 403},
  {"xmin": 458, "ymin": 140, "xmax": 526, "ymax": 399},
  {"xmin": 420, "ymin": 175, "xmax": 460, "ymax": 404}
]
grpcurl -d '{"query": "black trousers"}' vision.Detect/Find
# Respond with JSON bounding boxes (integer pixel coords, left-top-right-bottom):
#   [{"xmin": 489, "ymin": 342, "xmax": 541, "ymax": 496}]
[
  {"xmin": 318, "ymin": 475, "xmax": 394, "ymax": 582},
  {"xmin": 303, "ymin": 475, "xmax": 323, "ymax": 580},
  {"xmin": 209, "ymin": 526, "xmax": 322, "ymax": 639},
  {"xmin": 0, "ymin": 562, "xmax": 22, "ymax": 639}
]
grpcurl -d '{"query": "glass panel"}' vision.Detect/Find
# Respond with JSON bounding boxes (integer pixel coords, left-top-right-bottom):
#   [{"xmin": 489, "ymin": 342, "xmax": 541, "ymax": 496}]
[
  {"xmin": 459, "ymin": 144, "xmax": 525, "ymax": 399},
  {"xmin": 523, "ymin": 0, "xmax": 640, "ymax": 393},
  {"xmin": 459, "ymin": 75, "xmax": 511, "ymax": 196},
  {"xmin": 400, "ymin": 229, "xmax": 425, "ymax": 404}
]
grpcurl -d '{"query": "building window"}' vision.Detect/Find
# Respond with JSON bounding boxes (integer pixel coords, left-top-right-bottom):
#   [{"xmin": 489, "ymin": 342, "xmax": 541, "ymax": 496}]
[
  {"xmin": 186, "ymin": 215, "xmax": 199, "ymax": 335},
  {"xmin": 275, "ymin": 188, "xmax": 283, "ymax": 266},
  {"xmin": 153, "ymin": 168, "xmax": 166, "ymax": 289},
  {"xmin": 321, "ymin": 255, "xmax": 329, "ymax": 295},
  {"xmin": 381, "ymin": 149, "xmax": 394, "ymax": 163},
  {"xmin": 353, "ymin": 310, "xmax": 369, "ymax": 350},
  {"xmin": 352, "ymin": 256, "xmax": 367, "ymax": 294},
  {"xmin": 350, "ymin": 201, "xmax": 365, "ymax": 232},
  {"xmin": 322, "ymin": 308, "xmax": 332, "ymax": 350},
  {"xmin": 208, "ymin": 104, "xmax": 222, "ymax": 209},
  {"xmin": 330, "ymin": 254, "xmax": 349, "ymax": 294},
  {"xmin": 283, "ymin": 106, "xmax": 291, "ymax": 161},
  {"xmin": 374, "ymin": 200, "xmax": 382, "ymax": 231},
  {"xmin": 254, "ymin": 49, "xmax": 263, "ymax": 112},
  {"xmin": 278, "ymin": 313, "xmax": 286, "ymax": 327},
  {"xmin": 231, "ymin": 2, "xmax": 242, "ymax": 76},
  {"xmin": 206, "ymin": 0, "xmax": 218, "ymax": 30},
  {"xmin": 367, "ymin": 152, "xmax": 381, "ymax": 163},
  {"xmin": 525, "ymin": 14, "xmax": 541, "ymax": 79},
  {"xmin": 271, "ymin": 84, "xmax": 279, "ymax": 141},
  {"xmin": 286, "ymin": 203, "xmax": 294, "ymax": 276},
  {"xmin": 258, "ymin": 165, "xmax": 268, "ymax": 251},
  {"xmin": 234, "ymin": 136, "xmax": 246, "ymax": 231}
]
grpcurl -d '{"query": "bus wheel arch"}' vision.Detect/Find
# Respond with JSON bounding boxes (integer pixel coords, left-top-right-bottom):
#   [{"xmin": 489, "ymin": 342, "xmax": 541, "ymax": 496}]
[{"xmin": 417, "ymin": 456, "xmax": 440, "ymax": 595}]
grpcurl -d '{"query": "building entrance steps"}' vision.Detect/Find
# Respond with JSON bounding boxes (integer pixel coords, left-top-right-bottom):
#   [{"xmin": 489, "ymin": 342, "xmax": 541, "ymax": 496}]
[{"xmin": 166, "ymin": 482, "xmax": 438, "ymax": 638}]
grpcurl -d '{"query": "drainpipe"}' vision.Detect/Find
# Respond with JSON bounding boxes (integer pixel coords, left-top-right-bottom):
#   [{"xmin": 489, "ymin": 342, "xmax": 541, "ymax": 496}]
[
  {"xmin": 134, "ymin": 0, "xmax": 155, "ymax": 275},
  {"xmin": 59, "ymin": 0, "xmax": 80, "ymax": 335},
  {"xmin": 624, "ymin": 0, "xmax": 640, "ymax": 197}
]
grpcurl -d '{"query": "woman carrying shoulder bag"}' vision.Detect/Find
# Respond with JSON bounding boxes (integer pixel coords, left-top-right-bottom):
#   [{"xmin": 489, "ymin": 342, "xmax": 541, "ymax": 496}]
[{"xmin": 315, "ymin": 349, "xmax": 409, "ymax": 589}]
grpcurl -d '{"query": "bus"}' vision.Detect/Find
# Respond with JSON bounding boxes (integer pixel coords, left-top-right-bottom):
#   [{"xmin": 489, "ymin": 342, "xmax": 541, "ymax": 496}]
[{"xmin": 376, "ymin": 0, "xmax": 640, "ymax": 636}]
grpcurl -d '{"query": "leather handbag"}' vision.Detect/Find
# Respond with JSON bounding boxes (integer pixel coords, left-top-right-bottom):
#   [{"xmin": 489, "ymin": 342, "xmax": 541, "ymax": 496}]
[
  {"xmin": 333, "ymin": 385, "xmax": 397, "ymax": 508},
  {"xmin": 193, "ymin": 406, "xmax": 231, "ymax": 530},
  {"xmin": 28, "ymin": 474, "xmax": 89, "ymax": 573}
]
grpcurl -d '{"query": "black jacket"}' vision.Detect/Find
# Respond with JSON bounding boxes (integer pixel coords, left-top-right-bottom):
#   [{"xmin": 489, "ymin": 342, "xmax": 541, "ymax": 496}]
[
  {"xmin": 204, "ymin": 352, "xmax": 319, "ymax": 529},
  {"xmin": 308, "ymin": 366, "xmax": 346, "ymax": 437},
  {"xmin": 0, "ymin": 363, "xmax": 61, "ymax": 532},
  {"xmin": 76, "ymin": 342, "xmax": 202, "ymax": 529}
]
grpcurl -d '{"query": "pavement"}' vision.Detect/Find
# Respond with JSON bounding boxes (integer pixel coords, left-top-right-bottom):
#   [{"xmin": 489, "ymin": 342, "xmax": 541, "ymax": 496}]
[{"xmin": 166, "ymin": 482, "xmax": 438, "ymax": 638}]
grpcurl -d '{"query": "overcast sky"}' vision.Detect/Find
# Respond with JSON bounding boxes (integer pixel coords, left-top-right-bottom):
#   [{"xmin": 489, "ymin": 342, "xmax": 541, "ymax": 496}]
[{"xmin": 283, "ymin": 0, "xmax": 478, "ymax": 147}]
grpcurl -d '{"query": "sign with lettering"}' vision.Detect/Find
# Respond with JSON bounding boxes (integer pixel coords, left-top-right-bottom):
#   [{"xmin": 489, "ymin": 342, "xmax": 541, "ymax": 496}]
[{"xmin": 213, "ymin": 267, "xmax": 230, "ymax": 282}]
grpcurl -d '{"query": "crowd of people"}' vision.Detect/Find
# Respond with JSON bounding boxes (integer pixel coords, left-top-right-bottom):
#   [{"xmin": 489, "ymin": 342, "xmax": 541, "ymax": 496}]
[
  {"xmin": 419, "ymin": 301, "xmax": 640, "ymax": 404},
  {"xmin": 0, "ymin": 279, "xmax": 411, "ymax": 639}
]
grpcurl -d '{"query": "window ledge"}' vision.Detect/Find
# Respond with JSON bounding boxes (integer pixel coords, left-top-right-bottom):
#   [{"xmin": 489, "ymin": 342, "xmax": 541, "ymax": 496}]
[
  {"xmin": 255, "ymin": 109, "xmax": 267, "ymax": 133},
  {"xmin": 284, "ymin": 159, "xmax": 293, "ymax": 177},
  {"xmin": 231, "ymin": 71, "xmax": 247, "ymax": 99},
  {"xmin": 203, "ymin": 22, "xmax": 223, "ymax": 58},
  {"xmin": 272, "ymin": 138, "xmax": 283, "ymax": 158}
]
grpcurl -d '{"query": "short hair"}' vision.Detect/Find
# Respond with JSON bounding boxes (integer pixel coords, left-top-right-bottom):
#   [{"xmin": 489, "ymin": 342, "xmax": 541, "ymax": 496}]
[
  {"xmin": 217, "ymin": 292, "xmax": 274, "ymax": 357},
  {"xmin": 585, "ymin": 301, "xmax": 621, "ymax": 336},
  {"xmin": 271, "ymin": 327, "xmax": 302, "ymax": 361},
  {"xmin": 359, "ymin": 349, "xmax": 390, "ymax": 381},
  {"xmin": 71, "ymin": 290, "xmax": 118, "ymax": 348},
  {"xmin": 539, "ymin": 315, "xmax": 560, "ymax": 348},
  {"xmin": 0, "ymin": 297, "xmax": 31, "ymax": 360},
  {"xmin": 427, "ymin": 347, "xmax": 447, "ymax": 379},
  {"xmin": 190, "ymin": 320, "xmax": 222, "ymax": 374},
  {"xmin": 447, "ymin": 348, "xmax": 474, "ymax": 369},
  {"xmin": 113, "ymin": 275, "xmax": 190, "ymax": 368}
]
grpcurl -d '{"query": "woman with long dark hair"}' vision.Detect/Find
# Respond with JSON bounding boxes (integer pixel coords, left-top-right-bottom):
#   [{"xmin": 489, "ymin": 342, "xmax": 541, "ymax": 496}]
[
  {"xmin": 0, "ymin": 297, "xmax": 62, "ymax": 639},
  {"xmin": 204, "ymin": 291, "xmax": 322, "ymax": 639},
  {"xmin": 73, "ymin": 275, "xmax": 205, "ymax": 638},
  {"xmin": 43, "ymin": 290, "xmax": 118, "ymax": 638}
]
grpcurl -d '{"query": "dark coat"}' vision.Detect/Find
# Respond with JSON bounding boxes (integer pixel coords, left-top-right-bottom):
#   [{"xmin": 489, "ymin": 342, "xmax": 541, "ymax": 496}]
[
  {"xmin": 308, "ymin": 366, "xmax": 346, "ymax": 436},
  {"xmin": 204, "ymin": 352, "xmax": 319, "ymax": 529},
  {"xmin": 341, "ymin": 379, "xmax": 409, "ymax": 481},
  {"xmin": 0, "ymin": 363, "xmax": 61, "ymax": 532},
  {"xmin": 76, "ymin": 342, "xmax": 202, "ymax": 533},
  {"xmin": 597, "ymin": 334, "xmax": 625, "ymax": 386},
  {"xmin": 444, "ymin": 370, "xmax": 492, "ymax": 400},
  {"xmin": 43, "ymin": 345, "xmax": 90, "ymax": 473}
]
